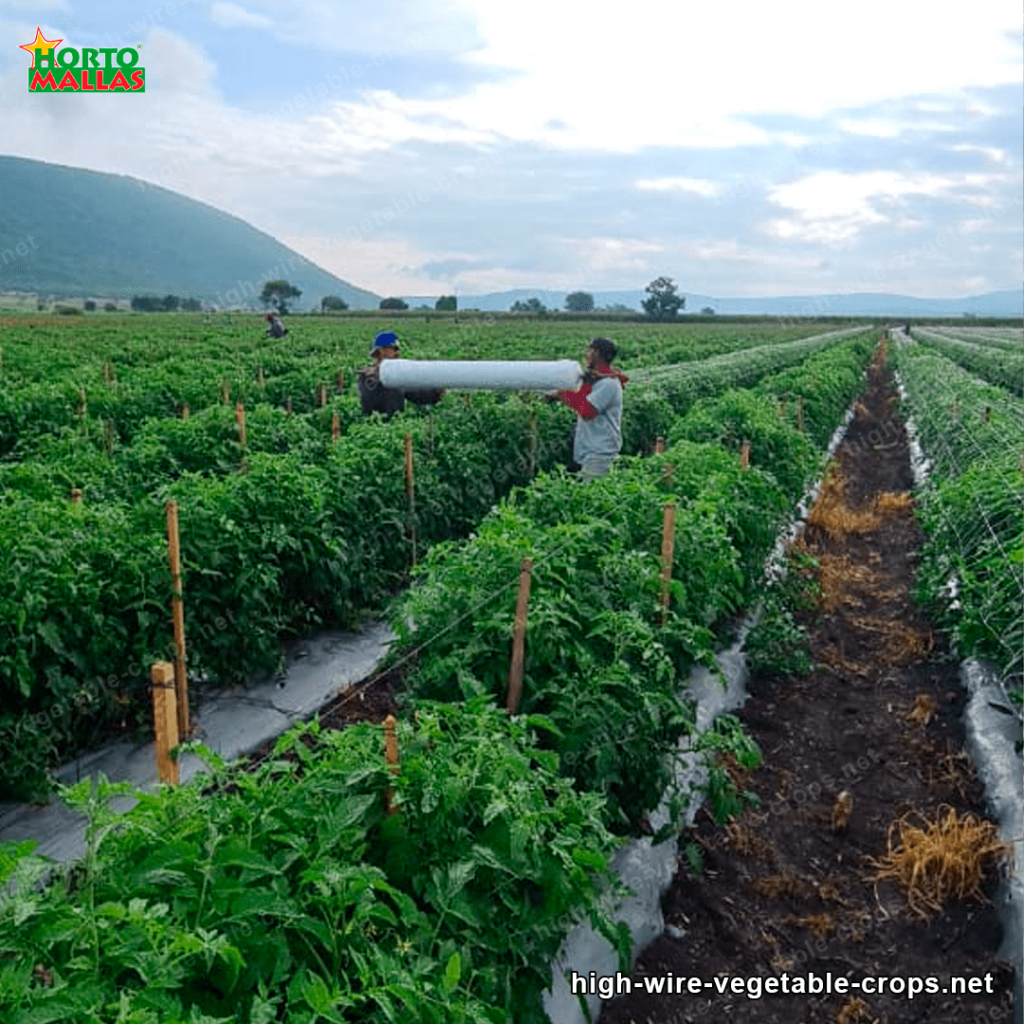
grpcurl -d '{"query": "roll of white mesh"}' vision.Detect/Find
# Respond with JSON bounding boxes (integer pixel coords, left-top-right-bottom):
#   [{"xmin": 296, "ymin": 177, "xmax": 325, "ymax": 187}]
[{"xmin": 379, "ymin": 359, "xmax": 583, "ymax": 391}]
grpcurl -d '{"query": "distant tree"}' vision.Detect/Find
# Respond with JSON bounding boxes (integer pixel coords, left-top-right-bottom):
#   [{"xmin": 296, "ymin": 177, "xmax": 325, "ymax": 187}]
[
  {"xmin": 701, "ymin": 306, "xmax": 716, "ymax": 315},
  {"xmin": 603, "ymin": 303, "xmax": 633, "ymax": 312},
  {"xmin": 83, "ymin": 299, "xmax": 96, "ymax": 311},
  {"xmin": 163, "ymin": 295, "xmax": 181, "ymax": 312},
  {"xmin": 564, "ymin": 291, "xmax": 594, "ymax": 312},
  {"xmin": 56, "ymin": 305, "xmax": 83, "ymax": 315},
  {"xmin": 435, "ymin": 295, "xmax": 458, "ymax": 311},
  {"xmin": 260, "ymin": 280, "xmax": 302, "ymax": 315},
  {"xmin": 642, "ymin": 277, "xmax": 685, "ymax": 320},
  {"xmin": 380, "ymin": 297, "xmax": 409, "ymax": 310},
  {"xmin": 131, "ymin": 295, "xmax": 164, "ymax": 312},
  {"xmin": 510, "ymin": 298, "xmax": 548, "ymax": 313},
  {"xmin": 181, "ymin": 297, "xmax": 202, "ymax": 311},
  {"xmin": 104, "ymin": 302, "xmax": 118, "ymax": 312},
  {"xmin": 321, "ymin": 295, "xmax": 349, "ymax": 312}
]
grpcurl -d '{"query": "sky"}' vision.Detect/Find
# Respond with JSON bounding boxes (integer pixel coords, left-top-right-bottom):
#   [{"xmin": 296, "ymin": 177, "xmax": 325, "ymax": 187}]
[{"xmin": 1, "ymin": 0, "xmax": 1022, "ymax": 301}]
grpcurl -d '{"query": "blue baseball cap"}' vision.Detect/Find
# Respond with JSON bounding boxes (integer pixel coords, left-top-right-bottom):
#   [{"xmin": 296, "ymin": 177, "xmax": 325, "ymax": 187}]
[{"xmin": 372, "ymin": 331, "xmax": 400, "ymax": 350}]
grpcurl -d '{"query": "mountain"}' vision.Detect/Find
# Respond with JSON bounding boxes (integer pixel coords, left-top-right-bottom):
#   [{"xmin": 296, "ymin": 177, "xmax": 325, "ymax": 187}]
[
  {"xmin": 404, "ymin": 288, "xmax": 1023, "ymax": 318},
  {"xmin": 0, "ymin": 155, "xmax": 379, "ymax": 309}
]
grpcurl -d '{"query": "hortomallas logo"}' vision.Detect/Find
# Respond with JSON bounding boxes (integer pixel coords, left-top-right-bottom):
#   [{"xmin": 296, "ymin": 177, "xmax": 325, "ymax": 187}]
[{"xmin": 20, "ymin": 26, "xmax": 145, "ymax": 92}]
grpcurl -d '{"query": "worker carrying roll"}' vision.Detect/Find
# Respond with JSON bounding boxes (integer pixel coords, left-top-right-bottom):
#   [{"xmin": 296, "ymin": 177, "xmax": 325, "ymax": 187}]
[
  {"xmin": 358, "ymin": 331, "xmax": 446, "ymax": 420},
  {"xmin": 379, "ymin": 358, "xmax": 583, "ymax": 392}
]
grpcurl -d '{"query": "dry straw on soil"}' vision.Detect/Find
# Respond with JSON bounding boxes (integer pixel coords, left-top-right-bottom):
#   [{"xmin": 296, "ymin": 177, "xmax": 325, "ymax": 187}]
[{"xmin": 867, "ymin": 805, "xmax": 1011, "ymax": 920}]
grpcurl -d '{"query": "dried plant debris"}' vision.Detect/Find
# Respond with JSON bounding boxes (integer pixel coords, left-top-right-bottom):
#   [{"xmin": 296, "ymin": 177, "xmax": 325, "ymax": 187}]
[
  {"xmin": 867, "ymin": 806, "xmax": 1011, "ymax": 919},
  {"xmin": 905, "ymin": 692, "xmax": 938, "ymax": 727},
  {"xmin": 831, "ymin": 790, "xmax": 853, "ymax": 832}
]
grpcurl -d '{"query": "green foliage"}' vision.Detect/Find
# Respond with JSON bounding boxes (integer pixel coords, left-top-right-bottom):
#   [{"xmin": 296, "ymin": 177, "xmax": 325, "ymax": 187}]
[
  {"xmin": 744, "ymin": 593, "xmax": 813, "ymax": 679},
  {"xmin": 0, "ymin": 705, "xmax": 619, "ymax": 1022},
  {"xmin": 259, "ymin": 280, "xmax": 302, "ymax": 315},
  {"xmin": 564, "ymin": 292, "xmax": 594, "ymax": 312},
  {"xmin": 893, "ymin": 341, "xmax": 1023, "ymax": 684},
  {"xmin": 669, "ymin": 390, "xmax": 817, "ymax": 501},
  {"xmin": 321, "ymin": 295, "xmax": 350, "ymax": 311},
  {"xmin": 434, "ymin": 296, "xmax": 457, "ymax": 312},
  {"xmin": 380, "ymin": 297, "xmax": 410, "ymax": 310},
  {"xmin": 641, "ymin": 277, "xmax": 685, "ymax": 320}
]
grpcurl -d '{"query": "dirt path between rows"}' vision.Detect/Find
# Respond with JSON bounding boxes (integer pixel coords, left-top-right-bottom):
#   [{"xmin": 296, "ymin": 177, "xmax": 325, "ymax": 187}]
[{"xmin": 598, "ymin": 346, "xmax": 1016, "ymax": 1024}]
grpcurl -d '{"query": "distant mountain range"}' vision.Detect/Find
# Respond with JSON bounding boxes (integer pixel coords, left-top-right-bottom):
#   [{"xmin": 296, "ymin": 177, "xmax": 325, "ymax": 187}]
[
  {"xmin": 1, "ymin": 155, "xmax": 1020, "ymax": 320},
  {"xmin": 0, "ymin": 155, "xmax": 378, "ymax": 309},
  {"xmin": 402, "ymin": 288, "xmax": 1024, "ymax": 319}
]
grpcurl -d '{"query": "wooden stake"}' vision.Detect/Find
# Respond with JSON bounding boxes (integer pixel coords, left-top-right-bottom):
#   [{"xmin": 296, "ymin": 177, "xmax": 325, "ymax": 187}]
[
  {"xmin": 654, "ymin": 436, "xmax": 665, "ymax": 454},
  {"xmin": 332, "ymin": 411, "xmax": 340, "ymax": 441},
  {"xmin": 71, "ymin": 488, "xmax": 82, "ymax": 505},
  {"xmin": 796, "ymin": 396, "xmax": 804, "ymax": 432},
  {"xmin": 384, "ymin": 714, "xmax": 399, "ymax": 814},
  {"xmin": 257, "ymin": 366, "xmax": 265, "ymax": 387},
  {"xmin": 151, "ymin": 662, "xmax": 180, "ymax": 785},
  {"xmin": 165, "ymin": 500, "xmax": 189, "ymax": 739},
  {"xmin": 506, "ymin": 557, "xmax": 534, "ymax": 715},
  {"xmin": 740, "ymin": 439, "xmax": 750, "ymax": 469},
  {"xmin": 181, "ymin": 402, "xmax": 190, "ymax": 420},
  {"xmin": 103, "ymin": 361, "xmax": 112, "ymax": 382},
  {"xmin": 221, "ymin": 381, "xmax": 230, "ymax": 404},
  {"xmin": 336, "ymin": 371, "xmax": 345, "ymax": 391},
  {"xmin": 777, "ymin": 400, "xmax": 785, "ymax": 418},
  {"xmin": 404, "ymin": 433, "xmax": 417, "ymax": 564},
  {"xmin": 660, "ymin": 502, "xmax": 677, "ymax": 624},
  {"xmin": 104, "ymin": 421, "xmax": 114, "ymax": 456},
  {"xmin": 235, "ymin": 401, "xmax": 247, "ymax": 448},
  {"xmin": 285, "ymin": 396, "xmax": 293, "ymax": 417},
  {"xmin": 318, "ymin": 383, "xmax": 327, "ymax": 408},
  {"xmin": 984, "ymin": 405, "xmax": 991, "ymax": 423},
  {"xmin": 77, "ymin": 388, "xmax": 87, "ymax": 419}
]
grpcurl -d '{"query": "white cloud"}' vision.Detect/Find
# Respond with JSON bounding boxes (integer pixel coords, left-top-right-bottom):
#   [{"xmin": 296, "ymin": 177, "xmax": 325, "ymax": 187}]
[
  {"xmin": 950, "ymin": 143, "xmax": 1012, "ymax": 164},
  {"xmin": 764, "ymin": 170, "xmax": 1013, "ymax": 245},
  {"xmin": 635, "ymin": 177, "xmax": 720, "ymax": 197},
  {"xmin": 210, "ymin": 2, "xmax": 272, "ymax": 30},
  {"xmin": 558, "ymin": 237, "xmax": 665, "ymax": 275}
]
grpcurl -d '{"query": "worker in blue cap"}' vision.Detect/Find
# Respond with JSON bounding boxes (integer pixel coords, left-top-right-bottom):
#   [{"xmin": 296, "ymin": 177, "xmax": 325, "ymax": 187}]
[{"xmin": 357, "ymin": 331, "xmax": 444, "ymax": 419}]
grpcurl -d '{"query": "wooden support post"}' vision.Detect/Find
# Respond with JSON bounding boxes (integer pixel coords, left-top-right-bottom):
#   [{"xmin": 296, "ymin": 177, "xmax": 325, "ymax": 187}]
[
  {"xmin": 181, "ymin": 402, "xmax": 190, "ymax": 420},
  {"xmin": 104, "ymin": 421, "xmax": 115, "ymax": 456},
  {"xmin": 257, "ymin": 366, "xmax": 265, "ymax": 388},
  {"xmin": 404, "ymin": 433, "xmax": 417, "ymax": 564},
  {"xmin": 506, "ymin": 557, "xmax": 534, "ymax": 715},
  {"xmin": 777, "ymin": 400, "xmax": 785, "ymax": 418},
  {"xmin": 235, "ymin": 401, "xmax": 247, "ymax": 447},
  {"xmin": 660, "ymin": 502, "xmax": 677, "ymax": 625},
  {"xmin": 740, "ymin": 439, "xmax": 750, "ymax": 469},
  {"xmin": 221, "ymin": 381, "xmax": 230, "ymax": 404},
  {"xmin": 332, "ymin": 411, "xmax": 340, "ymax": 441},
  {"xmin": 796, "ymin": 396, "xmax": 804, "ymax": 432},
  {"xmin": 165, "ymin": 500, "xmax": 189, "ymax": 740},
  {"xmin": 336, "ymin": 371, "xmax": 345, "ymax": 392},
  {"xmin": 984, "ymin": 405, "xmax": 991, "ymax": 423},
  {"xmin": 318, "ymin": 383, "xmax": 327, "ymax": 408},
  {"xmin": 103, "ymin": 361, "xmax": 112, "ymax": 382},
  {"xmin": 71, "ymin": 488, "xmax": 82, "ymax": 505},
  {"xmin": 654, "ymin": 436, "xmax": 665, "ymax": 454},
  {"xmin": 285, "ymin": 396, "xmax": 293, "ymax": 417},
  {"xmin": 77, "ymin": 388, "xmax": 87, "ymax": 419},
  {"xmin": 384, "ymin": 714, "xmax": 399, "ymax": 814},
  {"xmin": 151, "ymin": 662, "xmax": 180, "ymax": 785},
  {"xmin": 235, "ymin": 401, "xmax": 247, "ymax": 471}
]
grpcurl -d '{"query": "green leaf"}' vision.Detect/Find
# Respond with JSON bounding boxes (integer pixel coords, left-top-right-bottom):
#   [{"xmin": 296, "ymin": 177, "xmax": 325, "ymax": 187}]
[{"xmin": 443, "ymin": 951, "xmax": 462, "ymax": 994}]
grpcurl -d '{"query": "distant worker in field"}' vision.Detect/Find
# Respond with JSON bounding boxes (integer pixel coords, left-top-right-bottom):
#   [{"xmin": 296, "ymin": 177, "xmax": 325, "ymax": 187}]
[
  {"xmin": 546, "ymin": 337, "xmax": 628, "ymax": 481},
  {"xmin": 265, "ymin": 312, "xmax": 287, "ymax": 338},
  {"xmin": 357, "ymin": 331, "xmax": 445, "ymax": 420}
]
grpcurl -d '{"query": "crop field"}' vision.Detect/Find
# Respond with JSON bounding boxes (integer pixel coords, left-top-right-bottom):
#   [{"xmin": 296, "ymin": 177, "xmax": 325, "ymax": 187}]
[{"xmin": 0, "ymin": 314, "xmax": 1018, "ymax": 1023}]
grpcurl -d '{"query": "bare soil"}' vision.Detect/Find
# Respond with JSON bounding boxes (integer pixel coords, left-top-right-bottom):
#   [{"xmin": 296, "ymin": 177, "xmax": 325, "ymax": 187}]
[{"xmin": 597, "ymin": 349, "xmax": 1016, "ymax": 1023}]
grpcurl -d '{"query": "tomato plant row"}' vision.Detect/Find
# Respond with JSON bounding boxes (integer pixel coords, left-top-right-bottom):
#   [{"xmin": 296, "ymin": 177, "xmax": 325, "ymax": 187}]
[
  {"xmin": 0, "ymin": 333, "xmax": 879, "ymax": 1023},
  {"xmin": 911, "ymin": 327, "xmax": 1024, "ymax": 397},
  {"xmin": 892, "ymin": 339, "xmax": 1023, "ymax": 699}
]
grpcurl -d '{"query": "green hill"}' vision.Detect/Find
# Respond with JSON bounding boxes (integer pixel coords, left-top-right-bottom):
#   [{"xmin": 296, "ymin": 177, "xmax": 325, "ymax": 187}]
[{"xmin": 0, "ymin": 155, "xmax": 379, "ymax": 309}]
